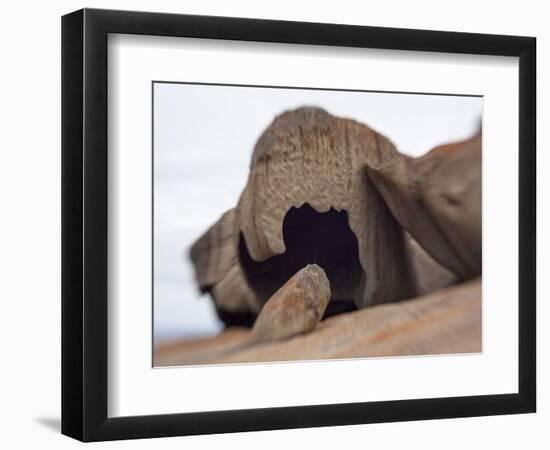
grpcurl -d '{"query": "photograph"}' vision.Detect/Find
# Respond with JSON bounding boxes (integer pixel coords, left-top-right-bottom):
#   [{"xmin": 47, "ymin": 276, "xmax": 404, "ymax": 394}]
[
  {"xmin": 0, "ymin": 1, "xmax": 541, "ymax": 446},
  {"xmin": 152, "ymin": 82, "xmax": 483, "ymax": 367}
]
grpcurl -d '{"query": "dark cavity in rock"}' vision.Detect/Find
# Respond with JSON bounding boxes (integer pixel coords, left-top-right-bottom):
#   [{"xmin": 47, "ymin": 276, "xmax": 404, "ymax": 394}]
[{"xmin": 239, "ymin": 203, "xmax": 363, "ymax": 313}]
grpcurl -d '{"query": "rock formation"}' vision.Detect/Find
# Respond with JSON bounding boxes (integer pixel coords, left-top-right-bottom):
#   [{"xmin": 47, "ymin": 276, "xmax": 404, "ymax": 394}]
[
  {"xmin": 366, "ymin": 131, "xmax": 482, "ymax": 279},
  {"xmin": 188, "ymin": 106, "xmax": 481, "ymax": 340},
  {"xmin": 251, "ymin": 264, "xmax": 331, "ymax": 343},
  {"xmin": 191, "ymin": 107, "xmax": 421, "ymax": 324},
  {"xmin": 190, "ymin": 209, "xmax": 261, "ymax": 326},
  {"xmin": 155, "ymin": 277, "xmax": 481, "ymax": 366}
]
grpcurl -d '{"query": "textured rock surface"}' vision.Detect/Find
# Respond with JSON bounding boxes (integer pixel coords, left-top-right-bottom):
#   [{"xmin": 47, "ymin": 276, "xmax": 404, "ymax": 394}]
[
  {"xmin": 154, "ymin": 278, "xmax": 481, "ymax": 366},
  {"xmin": 251, "ymin": 264, "xmax": 331, "ymax": 342},
  {"xmin": 404, "ymin": 232, "xmax": 458, "ymax": 295},
  {"xmin": 157, "ymin": 265, "xmax": 331, "ymax": 365},
  {"xmin": 190, "ymin": 209, "xmax": 262, "ymax": 319},
  {"xmin": 188, "ymin": 107, "xmax": 481, "ymax": 335},
  {"xmin": 366, "ymin": 132, "xmax": 482, "ymax": 279},
  {"xmin": 190, "ymin": 107, "xmax": 422, "ymax": 321},
  {"xmin": 236, "ymin": 107, "xmax": 416, "ymax": 309}
]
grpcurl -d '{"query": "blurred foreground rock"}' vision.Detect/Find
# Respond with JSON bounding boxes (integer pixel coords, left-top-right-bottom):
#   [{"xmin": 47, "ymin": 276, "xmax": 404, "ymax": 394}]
[{"xmin": 155, "ymin": 278, "xmax": 481, "ymax": 366}]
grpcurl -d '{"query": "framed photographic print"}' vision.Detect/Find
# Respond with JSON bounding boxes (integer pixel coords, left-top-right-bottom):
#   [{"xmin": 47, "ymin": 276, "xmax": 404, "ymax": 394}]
[{"xmin": 61, "ymin": 8, "xmax": 536, "ymax": 441}]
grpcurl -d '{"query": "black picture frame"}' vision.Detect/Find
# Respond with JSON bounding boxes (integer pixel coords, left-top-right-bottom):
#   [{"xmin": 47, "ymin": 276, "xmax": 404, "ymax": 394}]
[{"xmin": 61, "ymin": 8, "xmax": 536, "ymax": 442}]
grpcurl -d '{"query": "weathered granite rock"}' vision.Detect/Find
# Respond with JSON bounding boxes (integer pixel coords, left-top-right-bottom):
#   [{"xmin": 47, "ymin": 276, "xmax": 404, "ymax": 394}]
[
  {"xmin": 158, "ymin": 265, "xmax": 331, "ymax": 365},
  {"xmin": 188, "ymin": 107, "xmax": 481, "ymax": 329},
  {"xmin": 404, "ymin": 232, "xmax": 458, "ymax": 295},
  {"xmin": 192, "ymin": 107, "xmax": 416, "ymax": 316},
  {"xmin": 237, "ymin": 108, "xmax": 417, "ymax": 309},
  {"xmin": 154, "ymin": 278, "xmax": 481, "ymax": 366},
  {"xmin": 190, "ymin": 209, "xmax": 262, "ymax": 323},
  {"xmin": 251, "ymin": 264, "xmax": 331, "ymax": 342},
  {"xmin": 366, "ymin": 132, "xmax": 482, "ymax": 279}
]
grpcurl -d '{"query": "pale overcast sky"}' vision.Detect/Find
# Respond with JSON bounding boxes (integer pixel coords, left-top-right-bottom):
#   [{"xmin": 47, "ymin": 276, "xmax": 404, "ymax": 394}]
[{"xmin": 153, "ymin": 82, "xmax": 482, "ymax": 344}]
